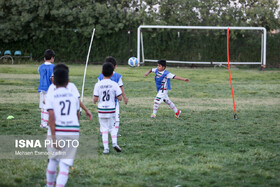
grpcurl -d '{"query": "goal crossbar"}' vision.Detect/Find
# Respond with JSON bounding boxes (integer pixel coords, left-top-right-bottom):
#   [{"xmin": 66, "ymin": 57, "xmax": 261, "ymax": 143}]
[{"xmin": 137, "ymin": 25, "xmax": 267, "ymax": 66}]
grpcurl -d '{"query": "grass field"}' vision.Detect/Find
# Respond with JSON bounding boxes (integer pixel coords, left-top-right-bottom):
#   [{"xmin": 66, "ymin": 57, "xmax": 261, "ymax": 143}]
[{"xmin": 0, "ymin": 64, "xmax": 279, "ymax": 186}]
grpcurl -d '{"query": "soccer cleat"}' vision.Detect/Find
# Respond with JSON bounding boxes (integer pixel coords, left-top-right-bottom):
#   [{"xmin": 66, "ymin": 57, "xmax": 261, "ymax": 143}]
[
  {"xmin": 103, "ymin": 149, "xmax": 109, "ymax": 154},
  {"xmin": 175, "ymin": 110, "xmax": 181, "ymax": 119},
  {"xmin": 113, "ymin": 145, "xmax": 122, "ymax": 152},
  {"xmin": 151, "ymin": 113, "xmax": 156, "ymax": 118}
]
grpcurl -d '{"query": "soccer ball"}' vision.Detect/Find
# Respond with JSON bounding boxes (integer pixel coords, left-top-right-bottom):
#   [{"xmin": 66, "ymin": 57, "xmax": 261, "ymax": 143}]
[{"xmin": 128, "ymin": 57, "xmax": 139, "ymax": 67}]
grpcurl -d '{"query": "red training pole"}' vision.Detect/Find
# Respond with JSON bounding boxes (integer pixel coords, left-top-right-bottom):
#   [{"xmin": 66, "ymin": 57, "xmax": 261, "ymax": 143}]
[{"xmin": 227, "ymin": 28, "xmax": 238, "ymax": 120}]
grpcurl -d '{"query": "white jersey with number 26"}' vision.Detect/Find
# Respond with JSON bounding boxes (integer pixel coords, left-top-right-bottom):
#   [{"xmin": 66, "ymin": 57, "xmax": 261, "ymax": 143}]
[{"xmin": 93, "ymin": 79, "xmax": 122, "ymax": 118}]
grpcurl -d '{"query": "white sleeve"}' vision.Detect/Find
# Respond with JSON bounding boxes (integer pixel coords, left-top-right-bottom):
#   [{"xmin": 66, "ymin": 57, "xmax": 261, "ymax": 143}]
[
  {"xmin": 46, "ymin": 84, "xmax": 55, "ymax": 96},
  {"xmin": 76, "ymin": 97, "xmax": 80, "ymax": 111},
  {"xmin": 118, "ymin": 77, "xmax": 124, "ymax": 87},
  {"xmin": 115, "ymin": 83, "xmax": 122, "ymax": 97},
  {"xmin": 45, "ymin": 91, "xmax": 54, "ymax": 111},
  {"xmin": 166, "ymin": 72, "xmax": 176, "ymax": 79},
  {"xmin": 93, "ymin": 83, "xmax": 99, "ymax": 97},
  {"xmin": 152, "ymin": 68, "xmax": 157, "ymax": 73},
  {"xmin": 69, "ymin": 83, "xmax": 80, "ymax": 98}
]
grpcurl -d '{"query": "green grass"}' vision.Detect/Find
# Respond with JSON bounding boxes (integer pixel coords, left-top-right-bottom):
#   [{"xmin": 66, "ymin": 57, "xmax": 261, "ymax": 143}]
[{"xmin": 0, "ymin": 64, "xmax": 279, "ymax": 186}]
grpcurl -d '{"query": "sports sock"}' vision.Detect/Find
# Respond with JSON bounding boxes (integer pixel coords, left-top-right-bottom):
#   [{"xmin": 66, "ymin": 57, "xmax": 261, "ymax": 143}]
[
  {"xmin": 114, "ymin": 121, "xmax": 120, "ymax": 134},
  {"xmin": 153, "ymin": 102, "xmax": 159, "ymax": 115},
  {"xmin": 56, "ymin": 162, "xmax": 70, "ymax": 187},
  {"xmin": 46, "ymin": 159, "xmax": 58, "ymax": 187},
  {"xmin": 101, "ymin": 131, "xmax": 109, "ymax": 150},
  {"xmin": 165, "ymin": 99, "xmax": 178, "ymax": 113},
  {"xmin": 111, "ymin": 122, "xmax": 118, "ymax": 145},
  {"xmin": 41, "ymin": 109, "xmax": 48, "ymax": 128}
]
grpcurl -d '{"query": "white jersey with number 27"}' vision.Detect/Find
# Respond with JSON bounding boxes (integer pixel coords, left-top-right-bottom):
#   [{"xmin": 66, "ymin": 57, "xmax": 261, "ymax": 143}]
[{"xmin": 45, "ymin": 87, "xmax": 80, "ymax": 135}]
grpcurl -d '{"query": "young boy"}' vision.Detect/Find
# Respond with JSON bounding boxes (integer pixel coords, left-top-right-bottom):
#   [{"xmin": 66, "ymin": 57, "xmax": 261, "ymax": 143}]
[
  {"xmin": 97, "ymin": 56, "xmax": 128, "ymax": 136},
  {"xmin": 38, "ymin": 49, "xmax": 55, "ymax": 128},
  {"xmin": 45, "ymin": 64, "xmax": 80, "ymax": 187},
  {"xmin": 48, "ymin": 64, "xmax": 92, "ymax": 121},
  {"xmin": 94, "ymin": 62, "xmax": 122, "ymax": 154},
  {"xmin": 145, "ymin": 60, "xmax": 190, "ymax": 118}
]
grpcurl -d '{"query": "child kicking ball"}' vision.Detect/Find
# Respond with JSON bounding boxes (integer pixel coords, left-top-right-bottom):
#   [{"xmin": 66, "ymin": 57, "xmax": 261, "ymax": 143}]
[{"xmin": 145, "ymin": 60, "xmax": 189, "ymax": 118}]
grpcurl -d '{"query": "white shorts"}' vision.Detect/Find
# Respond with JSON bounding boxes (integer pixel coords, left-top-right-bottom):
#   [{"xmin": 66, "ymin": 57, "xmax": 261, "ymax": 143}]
[
  {"xmin": 46, "ymin": 135, "xmax": 79, "ymax": 166},
  {"xmin": 154, "ymin": 91, "xmax": 170, "ymax": 104},
  {"xmin": 99, "ymin": 116, "xmax": 115, "ymax": 133}
]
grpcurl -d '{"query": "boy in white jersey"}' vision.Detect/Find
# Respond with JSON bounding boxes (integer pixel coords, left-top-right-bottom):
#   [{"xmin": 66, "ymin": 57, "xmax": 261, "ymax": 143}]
[
  {"xmin": 145, "ymin": 60, "xmax": 190, "ymax": 118},
  {"xmin": 94, "ymin": 63, "xmax": 122, "ymax": 154},
  {"xmin": 45, "ymin": 64, "xmax": 80, "ymax": 187},
  {"xmin": 48, "ymin": 64, "xmax": 92, "ymax": 120},
  {"xmin": 98, "ymin": 56, "xmax": 128, "ymax": 136}
]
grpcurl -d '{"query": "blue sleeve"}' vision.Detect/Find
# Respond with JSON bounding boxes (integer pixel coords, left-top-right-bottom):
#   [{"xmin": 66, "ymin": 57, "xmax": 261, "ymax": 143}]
[{"xmin": 98, "ymin": 74, "xmax": 103, "ymax": 81}]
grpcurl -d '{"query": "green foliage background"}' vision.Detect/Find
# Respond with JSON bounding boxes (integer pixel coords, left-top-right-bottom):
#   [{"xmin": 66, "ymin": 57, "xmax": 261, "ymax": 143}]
[{"xmin": 0, "ymin": 0, "xmax": 279, "ymax": 66}]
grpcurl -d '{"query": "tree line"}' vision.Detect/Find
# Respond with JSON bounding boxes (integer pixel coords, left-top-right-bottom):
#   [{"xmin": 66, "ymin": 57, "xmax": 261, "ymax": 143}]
[{"xmin": 0, "ymin": 0, "xmax": 279, "ymax": 66}]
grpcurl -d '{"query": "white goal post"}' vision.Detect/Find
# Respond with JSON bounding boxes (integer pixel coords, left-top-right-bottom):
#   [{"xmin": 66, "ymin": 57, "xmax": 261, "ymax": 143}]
[{"xmin": 137, "ymin": 25, "xmax": 267, "ymax": 66}]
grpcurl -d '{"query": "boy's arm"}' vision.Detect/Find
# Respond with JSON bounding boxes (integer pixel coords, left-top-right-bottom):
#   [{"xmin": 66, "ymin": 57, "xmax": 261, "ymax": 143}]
[
  {"xmin": 79, "ymin": 99, "xmax": 92, "ymax": 120},
  {"xmin": 120, "ymin": 86, "xmax": 128, "ymax": 104},
  {"xmin": 174, "ymin": 75, "xmax": 190, "ymax": 82},
  {"xmin": 116, "ymin": 94, "xmax": 122, "ymax": 101},
  {"xmin": 93, "ymin": 96, "xmax": 99, "ymax": 104},
  {"xmin": 77, "ymin": 111, "xmax": 80, "ymax": 120},
  {"xmin": 144, "ymin": 69, "xmax": 152, "ymax": 76},
  {"xmin": 48, "ymin": 109, "xmax": 60, "ymax": 149}
]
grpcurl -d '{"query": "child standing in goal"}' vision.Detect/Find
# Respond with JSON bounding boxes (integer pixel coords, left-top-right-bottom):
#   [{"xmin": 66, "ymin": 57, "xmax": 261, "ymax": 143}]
[
  {"xmin": 97, "ymin": 56, "xmax": 128, "ymax": 136},
  {"xmin": 45, "ymin": 64, "xmax": 80, "ymax": 187},
  {"xmin": 94, "ymin": 63, "xmax": 123, "ymax": 154},
  {"xmin": 38, "ymin": 49, "xmax": 55, "ymax": 128},
  {"xmin": 145, "ymin": 60, "xmax": 190, "ymax": 118}
]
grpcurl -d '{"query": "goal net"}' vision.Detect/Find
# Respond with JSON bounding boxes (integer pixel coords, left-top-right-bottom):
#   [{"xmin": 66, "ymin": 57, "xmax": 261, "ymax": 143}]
[{"xmin": 137, "ymin": 25, "xmax": 267, "ymax": 67}]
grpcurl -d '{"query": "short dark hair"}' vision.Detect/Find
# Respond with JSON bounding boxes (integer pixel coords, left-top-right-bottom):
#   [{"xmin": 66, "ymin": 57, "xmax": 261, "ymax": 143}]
[
  {"xmin": 158, "ymin": 60, "xmax": 167, "ymax": 67},
  {"xmin": 54, "ymin": 64, "xmax": 69, "ymax": 86},
  {"xmin": 54, "ymin": 63, "xmax": 69, "ymax": 73},
  {"xmin": 102, "ymin": 62, "xmax": 114, "ymax": 77},
  {"xmin": 44, "ymin": 49, "xmax": 56, "ymax": 60},
  {"xmin": 105, "ymin": 56, "xmax": 117, "ymax": 67}
]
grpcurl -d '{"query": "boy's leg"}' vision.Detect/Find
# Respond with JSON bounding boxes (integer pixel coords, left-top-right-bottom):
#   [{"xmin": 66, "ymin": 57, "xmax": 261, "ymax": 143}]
[
  {"xmin": 152, "ymin": 92, "xmax": 164, "ymax": 117},
  {"xmin": 164, "ymin": 94, "xmax": 181, "ymax": 118},
  {"xmin": 99, "ymin": 118, "xmax": 109, "ymax": 151},
  {"xmin": 110, "ymin": 116, "xmax": 117, "ymax": 146},
  {"xmin": 46, "ymin": 158, "xmax": 58, "ymax": 187},
  {"xmin": 163, "ymin": 95, "xmax": 178, "ymax": 113},
  {"xmin": 114, "ymin": 102, "xmax": 120, "ymax": 135},
  {"xmin": 56, "ymin": 161, "xmax": 70, "ymax": 187},
  {"xmin": 40, "ymin": 92, "xmax": 48, "ymax": 128},
  {"xmin": 110, "ymin": 116, "xmax": 121, "ymax": 152},
  {"xmin": 41, "ymin": 108, "xmax": 49, "ymax": 128}
]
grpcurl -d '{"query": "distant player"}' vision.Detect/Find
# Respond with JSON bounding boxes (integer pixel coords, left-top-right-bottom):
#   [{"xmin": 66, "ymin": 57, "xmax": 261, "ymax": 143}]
[
  {"xmin": 38, "ymin": 49, "xmax": 55, "ymax": 128},
  {"xmin": 48, "ymin": 64, "xmax": 92, "ymax": 121},
  {"xmin": 94, "ymin": 62, "xmax": 122, "ymax": 154},
  {"xmin": 145, "ymin": 60, "xmax": 190, "ymax": 118},
  {"xmin": 97, "ymin": 56, "xmax": 128, "ymax": 136},
  {"xmin": 45, "ymin": 64, "xmax": 80, "ymax": 187}
]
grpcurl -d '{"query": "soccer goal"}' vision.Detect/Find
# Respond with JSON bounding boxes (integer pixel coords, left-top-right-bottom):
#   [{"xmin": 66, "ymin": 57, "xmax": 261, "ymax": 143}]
[{"xmin": 137, "ymin": 25, "xmax": 267, "ymax": 67}]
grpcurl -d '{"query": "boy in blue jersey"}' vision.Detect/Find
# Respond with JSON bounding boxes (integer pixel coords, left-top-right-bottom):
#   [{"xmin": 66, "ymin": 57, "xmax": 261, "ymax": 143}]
[
  {"xmin": 145, "ymin": 60, "xmax": 190, "ymax": 118},
  {"xmin": 97, "ymin": 56, "xmax": 128, "ymax": 136},
  {"xmin": 38, "ymin": 49, "xmax": 55, "ymax": 128}
]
